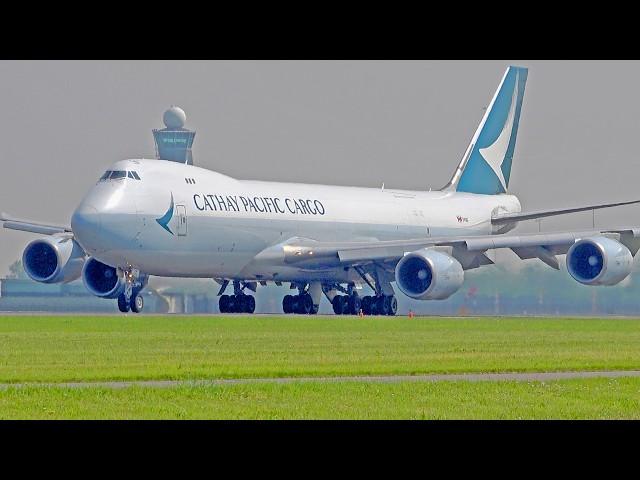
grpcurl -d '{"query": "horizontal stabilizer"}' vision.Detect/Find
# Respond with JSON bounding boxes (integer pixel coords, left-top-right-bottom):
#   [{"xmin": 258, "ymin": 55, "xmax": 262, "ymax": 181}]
[{"xmin": 491, "ymin": 199, "xmax": 640, "ymax": 225}]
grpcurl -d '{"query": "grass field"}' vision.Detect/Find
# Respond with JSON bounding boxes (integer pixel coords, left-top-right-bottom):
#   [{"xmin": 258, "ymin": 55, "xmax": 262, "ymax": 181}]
[
  {"xmin": 1, "ymin": 378, "xmax": 639, "ymax": 419},
  {"xmin": 1, "ymin": 315, "xmax": 639, "ymax": 382},
  {"xmin": 1, "ymin": 315, "xmax": 639, "ymax": 419}
]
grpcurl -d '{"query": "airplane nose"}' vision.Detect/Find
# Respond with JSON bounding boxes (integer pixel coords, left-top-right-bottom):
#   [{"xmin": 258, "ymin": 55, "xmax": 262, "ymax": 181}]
[{"xmin": 71, "ymin": 204, "xmax": 103, "ymax": 252}]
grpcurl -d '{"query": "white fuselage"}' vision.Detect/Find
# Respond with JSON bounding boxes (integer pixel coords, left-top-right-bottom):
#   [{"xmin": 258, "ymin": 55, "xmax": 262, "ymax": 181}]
[{"xmin": 71, "ymin": 159, "xmax": 522, "ymax": 282}]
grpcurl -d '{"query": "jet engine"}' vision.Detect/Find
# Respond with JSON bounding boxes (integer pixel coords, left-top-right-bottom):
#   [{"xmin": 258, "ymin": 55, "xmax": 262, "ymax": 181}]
[
  {"xmin": 22, "ymin": 237, "xmax": 85, "ymax": 284},
  {"xmin": 82, "ymin": 257, "xmax": 125, "ymax": 298},
  {"xmin": 395, "ymin": 249, "xmax": 464, "ymax": 300},
  {"xmin": 566, "ymin": 236, "xmax": 633, "ymax": 286}
]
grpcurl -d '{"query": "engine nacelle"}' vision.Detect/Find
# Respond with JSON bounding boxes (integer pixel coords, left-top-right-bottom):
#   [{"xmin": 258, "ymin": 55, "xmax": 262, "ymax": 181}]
[
  {"xmin": 82, "ymin": 257, "xmax": 125, "ymax": 298},
  {"xmin": 22, "ymin": 237, "xmax": 85, "ymax": 284},
  {"xmin": 395, "ymin": 249, "xmax": 464, "ymax": 300},
  {"xmin": 567, "ymin": 236, "xmax": 633, "ymax": 286}
]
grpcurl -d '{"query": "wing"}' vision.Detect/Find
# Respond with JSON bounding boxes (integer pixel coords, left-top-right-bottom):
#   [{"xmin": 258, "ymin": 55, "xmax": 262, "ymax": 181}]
[
  {"xmin": 0, "ymin": 212, "xmax": 72, "ymax": 236},
  {"xmin": 270, "ymin": 228, "xmax": 640, "ymax": 272},
  {"xmin": 491, "ymin": 199, "xmax": 640, "ymax": 225}
]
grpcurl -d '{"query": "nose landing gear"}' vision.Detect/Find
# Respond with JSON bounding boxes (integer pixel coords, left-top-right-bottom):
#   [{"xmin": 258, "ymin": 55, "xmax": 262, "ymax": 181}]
[
  {"xmin": 117, "ymin": 268, "xmax": 148, "ymax": 314},
  {"xmin": 117, "ymin": 292, "xmax": 145, "ymax": 313},
  {"xmin": 117, "ymin": 294, "xmax": 130, "ymax": 313},
  {"xmin": 131, "ymin": 293, "xmax": 144, "ymax": 313}
]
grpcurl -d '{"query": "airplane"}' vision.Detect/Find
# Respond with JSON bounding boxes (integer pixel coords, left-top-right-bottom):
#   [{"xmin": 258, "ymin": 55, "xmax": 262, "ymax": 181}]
[{"xmin": 3, "ymin": 65, "xmax": 640, "ymax": 315}]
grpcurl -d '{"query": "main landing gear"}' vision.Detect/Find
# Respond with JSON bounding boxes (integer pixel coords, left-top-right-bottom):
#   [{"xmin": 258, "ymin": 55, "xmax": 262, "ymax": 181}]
[
  {"xmin": 331, "ymin": 293, "xmax": 360, "ymax": 315},
  {"xmin": 331, "ymin": 293, "xmax": 397, "ymax": 316},
  {"xmin": 282, "ymin": 292, "xmax": 319, "ymax": 314},
  {"xmin": 361, "ymin": 295, "xmax": 397, "ymax": 316},
  {"xmin": 282, "ymin": 282, "xmax": 320, "ymax": 315},
  {"xmin": 117, "ymin": 269, "xmax": 148, "ymax": 314},
  {"xmin": 218, "ymin": 280, "xmax": 256, "ymax": 314},
  {"xmin": 219, "ymin": 294, "xmax": 256, "ymax": 313},
  {"xmin": 327, "ymin": 267, "xmax": 398, "ymax": 316}
]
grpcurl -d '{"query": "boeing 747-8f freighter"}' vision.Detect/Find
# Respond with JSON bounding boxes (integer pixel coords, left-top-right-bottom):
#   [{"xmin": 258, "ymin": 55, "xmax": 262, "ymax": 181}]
[{"xmin": 3, "ymin": 66, "xmax": 640, "ymax": 315}]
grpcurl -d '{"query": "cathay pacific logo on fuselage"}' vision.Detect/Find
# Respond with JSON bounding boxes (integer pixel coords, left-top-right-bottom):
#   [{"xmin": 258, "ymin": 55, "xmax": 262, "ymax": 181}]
[{"xmin": 156, "ymin": 193, "xmax": 175, "ymax": 235}]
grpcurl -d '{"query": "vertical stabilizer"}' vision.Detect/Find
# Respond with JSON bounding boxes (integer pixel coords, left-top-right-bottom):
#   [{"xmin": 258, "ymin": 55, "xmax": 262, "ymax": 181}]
[{"xmin": 443, "ymin": 66, "xmax": 528, "ymax": 195}]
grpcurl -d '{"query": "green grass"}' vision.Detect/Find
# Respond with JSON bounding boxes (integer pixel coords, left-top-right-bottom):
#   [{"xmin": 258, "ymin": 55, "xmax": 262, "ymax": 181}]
[
  {"xmin": 0, "ymin": 315, "xmax": 639, "ymax": 383},
  {"xmin": 1, "ymin": 378, "xmax": 639, "ymax": 419}
]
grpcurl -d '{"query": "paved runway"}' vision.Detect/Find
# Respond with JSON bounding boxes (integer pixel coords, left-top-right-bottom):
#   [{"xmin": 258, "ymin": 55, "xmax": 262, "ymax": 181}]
[
  {"xmin": 3, "ymin": 312, "xmax": 640, "ymax": 319},
  {"xmin": 2, "ymin": 370, "xmax": 640, "ymax": 389}
]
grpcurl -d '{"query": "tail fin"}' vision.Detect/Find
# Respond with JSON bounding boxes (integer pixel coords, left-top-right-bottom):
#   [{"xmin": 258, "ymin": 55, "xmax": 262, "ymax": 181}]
[{"xmin": 443, "ymin": 65, "xmax": 528, "ymax": 195}]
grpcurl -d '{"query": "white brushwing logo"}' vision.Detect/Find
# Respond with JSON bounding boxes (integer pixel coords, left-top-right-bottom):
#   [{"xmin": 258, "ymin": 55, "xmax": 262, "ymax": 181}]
[{"xmin": 478, "ymin": 72, "xmax": 519, "ymax": 191}]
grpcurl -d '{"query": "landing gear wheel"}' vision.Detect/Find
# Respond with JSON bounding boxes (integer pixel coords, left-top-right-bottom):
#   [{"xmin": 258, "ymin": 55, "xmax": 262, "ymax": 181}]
[
  {"xmin": 332, "ymin": 295, "xmax": 345, "ymax": 315},
  {"xmin": 387, "ymin": 296, "xmax": 398, "ymax": 316},
  {"xmin": 245, "ymin": 295, "xmax": 256, "ymax": 314},
  {"xmin": 361, "ymin": 296, "xmax": 372, "ymax": 315},
  {"xmin": 283, "ymin": 294, "xmax": 294, "ymax": 314},
  {"xmin": 130, "ymin": 294, "xmax": 144, "ymax": 313},
  {"xmin": 228, "ymin": 295, "xmax": 239, "ymax": 313},
  {"xmin": 117, "ymin": 294, "xmax": 130, "ymax": 313},
  {"xmin": 297, "ymin": 293, "xmax": 312, "ymax": 314},
  {"xmin": 348, "ymin": 294, "xmax": 361, "ymax": 315},
  {"xmin": 237, "ymin": 295, "xmax": 247, "ymax": 313},
  {"xmin": 370, "ymin": 296, "xmax": 379, "ymax": 316},
  {"xmin": 377, "ymin": 296, "xmax": 388, "ymax": 316},
  {"xmin": 219, "ymin": 295, "xmax": 230, "ymax": 313},
  {"xmin": 304, "ymin": 293, "xmax": 314, "ymax": 314},
  {"xmin": 383, "ymin": 295, "xmax": 395, "ymax": 316},
  {"xmin": 309, "ymin": 304, "xmax": 319, "ymax": 314}
]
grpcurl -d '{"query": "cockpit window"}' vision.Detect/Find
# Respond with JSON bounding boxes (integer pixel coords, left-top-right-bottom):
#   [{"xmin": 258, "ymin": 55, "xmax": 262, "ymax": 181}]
[{"xmin": 99, "ymin": 170, "xmax": 140, "ymax": 182}]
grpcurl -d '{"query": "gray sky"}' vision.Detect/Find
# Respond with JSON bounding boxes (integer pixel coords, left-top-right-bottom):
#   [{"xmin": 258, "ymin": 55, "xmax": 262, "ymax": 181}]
[{"xmin": 2, "ymin": 60, "xmax": 640, "ymax": 276}]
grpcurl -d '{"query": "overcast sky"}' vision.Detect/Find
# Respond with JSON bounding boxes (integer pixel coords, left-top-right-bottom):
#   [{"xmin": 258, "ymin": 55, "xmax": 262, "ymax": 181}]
[{"xmin": 1, "ymin": 60, "xmax": 640, "ymax": 275}]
